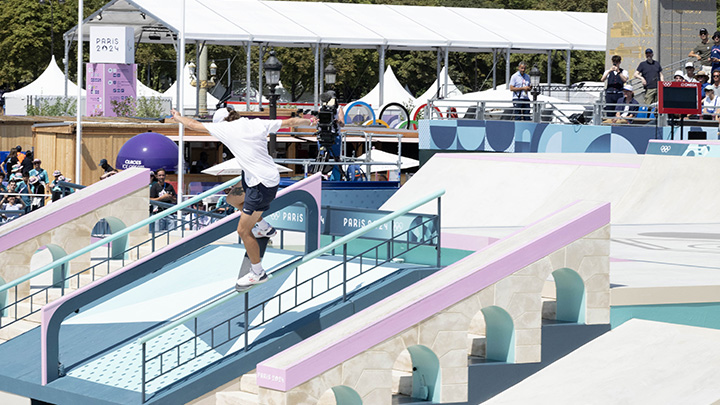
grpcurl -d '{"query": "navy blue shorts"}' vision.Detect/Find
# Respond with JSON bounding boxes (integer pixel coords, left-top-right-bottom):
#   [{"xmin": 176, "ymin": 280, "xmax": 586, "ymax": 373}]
[{"xmin": 241, "ymin": 176, "xmax": 278, "ymax": 215}]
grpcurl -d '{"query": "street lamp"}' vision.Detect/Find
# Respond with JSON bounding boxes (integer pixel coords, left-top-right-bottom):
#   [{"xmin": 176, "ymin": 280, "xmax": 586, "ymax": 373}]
[
  {"xmin": 324, "ymin": 60, "xmax": 337, "ymax": 87},
  {"xmin": 263, "ymin": 50, "xmax": 282, "ymax": 157},
  {"xmin": 39, "ymin": 0, "xmax": 65, "ymax": 60},
  {"xmin": 529, "ymin": 65, "xmax": 541, "ymax": 101}
]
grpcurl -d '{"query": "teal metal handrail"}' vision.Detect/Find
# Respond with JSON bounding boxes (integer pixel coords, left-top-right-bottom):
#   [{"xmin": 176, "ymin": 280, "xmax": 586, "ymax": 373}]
[
  {"xmin": 136, "ymin": 188, "xmax": 445, "ymax": 346},
  {"xmin": 0, "ymin": 176, "xmax": 242, "ymax": 297}
]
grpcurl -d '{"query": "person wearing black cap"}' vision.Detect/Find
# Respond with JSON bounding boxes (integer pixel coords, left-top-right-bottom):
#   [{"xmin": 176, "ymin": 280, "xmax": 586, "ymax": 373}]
[
  {"xmin": 601, "ymin": 55, "xmax": 628, "ymax": 117},
  {"xmin": 98, "ymin": 158, "xmax": 118, "ymax": 180},
  {"xmin": 634, "ymin": 48, "xmax": 663, "ymax": 105},
  {"xmin": 690, "ymin": 28, "xmax": 712, "ymax": 74}
]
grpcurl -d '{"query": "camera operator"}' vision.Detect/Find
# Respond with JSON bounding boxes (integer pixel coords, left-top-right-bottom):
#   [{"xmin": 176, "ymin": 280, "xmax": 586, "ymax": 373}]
[{"xmin": 315, "ymin": 91, "xmax": 345, "ymax": 180}]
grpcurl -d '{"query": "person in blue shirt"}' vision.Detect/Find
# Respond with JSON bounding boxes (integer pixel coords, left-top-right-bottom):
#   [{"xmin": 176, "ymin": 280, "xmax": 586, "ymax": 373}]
[
  {"xmin": 509, "ymin": 62, "xmax": 532, "ymax": 120},
  {"xmin": 710, "ymin": 31, "xmax": 720, "ymax": 73},
  {"xmin": 604, "ymin": 84, "xmax": 640, "ymax": 124}
]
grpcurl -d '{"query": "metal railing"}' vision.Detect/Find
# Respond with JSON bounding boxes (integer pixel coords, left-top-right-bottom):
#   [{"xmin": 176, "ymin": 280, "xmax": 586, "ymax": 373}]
[
  {"xmin": 0, "ymin": 176, "xmax": 243, "ymax": 326},
  {"xmin": 136, "ymin": 189, "xmax": 444, "ymax": 402}
]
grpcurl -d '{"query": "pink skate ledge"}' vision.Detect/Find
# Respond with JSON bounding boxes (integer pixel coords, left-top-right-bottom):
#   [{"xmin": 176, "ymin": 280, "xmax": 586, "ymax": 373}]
[{"xmin": 256, "ymin": 199, "xmax": 610, "ymax": 391}]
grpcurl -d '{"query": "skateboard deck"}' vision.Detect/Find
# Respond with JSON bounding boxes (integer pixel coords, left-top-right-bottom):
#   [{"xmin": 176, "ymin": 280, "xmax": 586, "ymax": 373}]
[{"xmin": 237, "ymin": 236, "xmax": 271, "ymax": 280}]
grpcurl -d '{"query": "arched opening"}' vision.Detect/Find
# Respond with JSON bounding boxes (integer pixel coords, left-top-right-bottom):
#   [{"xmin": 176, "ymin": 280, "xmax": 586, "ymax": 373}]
[
  {"xmin": 481, "ymin": 306, "xmax": 515, "ymax": 363},
  {"xmin": 467, "ymin": 310, "xmax": 487, "ymax": 362},
  {"xmin": 392, "ymin": 345, "xmax": 441, "ymax": 402},
  {"xmin": 316, "ymin": 385, "xmax": 363, "ymax": 405},
  {"xmin": 30, "ymin": 244, "xmax": 69, "ymax": 289},
  {"xmin": 552, "ymin": 268, "xmax": 586, "ymax": 323},
  {"xmin": 91, "ymin": 217, "xmax": 129, "ymax": 260}
]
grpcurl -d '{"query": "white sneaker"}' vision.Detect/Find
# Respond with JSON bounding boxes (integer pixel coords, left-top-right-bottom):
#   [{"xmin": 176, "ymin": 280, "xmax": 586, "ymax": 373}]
[
  {"xmin": 235, "ymin": 270, "xmax": 268, "ymax": 291},
  {"xmin": 252, "ymin": 224, "xmax": 277, "ymax": 238}
]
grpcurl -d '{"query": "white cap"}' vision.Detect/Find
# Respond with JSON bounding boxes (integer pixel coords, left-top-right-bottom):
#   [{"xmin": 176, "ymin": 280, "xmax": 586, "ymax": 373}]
[
  {"xmin": 213, "ymin": 107, "xmax": 232, "ymax": 123},
  {"xmin": 686, "ymin": 61, "xmax": 695, "ymax": 68}
]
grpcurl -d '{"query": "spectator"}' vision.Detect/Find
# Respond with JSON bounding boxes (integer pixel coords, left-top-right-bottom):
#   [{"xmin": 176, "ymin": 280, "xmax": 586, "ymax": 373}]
[
  {"xmin": 99, "ymin": 158, "xmax": 118, "ymax": 180},
  {"xmin": 509, "ymin": 61, "xmax": 532, "ymax": 121},
  {"xmin": 214, "ymin": 187, "xmax": 235, "ymax": 215},
  {"xmin": 9, "ymin": 164, "xmax": 22, "ymax": 181},
  {"xmin": 684, "ymin": 62, "xmax": 698, "ymax": 82},
  {"xmin": 149, "ymin": 168, "xmax": 177, "ymax": 231},
  {"xmin": 19, "ymin": 150, "xmax": 33, "ymax": 175},
  {"xmin": 51, "ymin": 170, "xmax": 63, "ymax": 202},
  {"xmin": 601, "ymin": 55, "xmax": 628, "ymax": 118},
  {"xmin": 702, "ymin": 86, "xmax": 719, "ymax": 119},
  {"xmin": 17, "ymin": 172, "xmax": 31, "ymax": 213},
  {"xmin": 711, "ymin": 31, "xmax": 720, "ymax": 73},
  {"xmin": 689, "ymin": 28, "xmax": 713, "ymax": 74},
  {"xmin": 711, "ymin": 70, "xmax": 720, "ymax": 94},
  {"xmin": 28, "ymin": 176, "xmax": 45, "ymax": 211},
  {"xmin": 0, "ymin": 172, "xmax": 6, "ymax": 194},
  {"xmin": 634, "ymin": 48, "xmax": 664, "ymax": 105},
  {"xmin": 673, "ymin": 70, "xmax": 686, "ymax": 81},
  {"xmin": 603, "ymin": 84, "xmax": 640, "ymax": 125},
  {"xmin": 29, "ymin": 159, "xmax": 49, "ymax": 185},
  {"xmin": 696, "ymin": 70, "xmax": 709, "ymax": 97},
  {"xmin": 1, "ymin": 149, "xmax": 18, "ymax": 175},
  {"xmin": 190, "ymin": 151, "xmax": 212, "ymax": 174},
  {"xmin": 149, "ymin": 170, "xmax": 157, "ymax": 188},
  {"xmin": 1, "ymin": 195, "xmax": 24, "ymax": 222},
  {"xmin": 14, "ymin": 146, "xmax": 25, "ymax": 167}
]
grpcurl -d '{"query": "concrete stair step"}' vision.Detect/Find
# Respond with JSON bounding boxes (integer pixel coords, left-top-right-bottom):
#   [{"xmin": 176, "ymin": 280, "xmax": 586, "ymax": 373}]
[
  {"xmin": 239, "ymin": 370, "xmax": 258, "ymax": 395},
  {"xmin": 0, "ymin": 318, "xmax": 39, "ymax": 341},
  {"xmin": 215, "ymin": 391, "xmax": 259, "ymax": 405},
  {"xmin": 392, "ymin": 369, "xmax": 413, "ymax": 396}
]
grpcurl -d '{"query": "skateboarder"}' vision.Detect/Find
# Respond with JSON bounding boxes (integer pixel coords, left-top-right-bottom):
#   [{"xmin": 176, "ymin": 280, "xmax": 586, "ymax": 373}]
[{"xmin": 171, "ymin": 107, "xmax": 317, "ymax": 289}]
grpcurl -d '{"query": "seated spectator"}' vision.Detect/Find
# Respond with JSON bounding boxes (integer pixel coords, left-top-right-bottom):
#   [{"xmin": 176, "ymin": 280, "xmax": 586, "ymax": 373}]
[
  {"xmin": 51, "ymin": 170, "xmax": 63, "ymax": 202},
  {"xmin": 702, "ymin": 85, "xmax": 719, "ymax": 119},
  {"xmin": 685, "ymin": 62, "xmax": 698, "ymax": 82},
  {"xmin": 673, "ymin": 70, "xmax": 686, "ymax": 82},
  {"xmin": 0, "ymin": 172, "xmax": 6, "ymax": 194},
  {"xmin": 602, "ymin": 84, "xmax": 640, "ymax": 125},
  {"xmin": 214, "ymin": 188, "xmax": 235, "ymax": 215},
  {"xmin": 696, "ymin": 70, "xmax": 709, "ymax": 97},
  {"xmin": 1, "ymin": 195, "xmax": 24, "ymax": 222}
]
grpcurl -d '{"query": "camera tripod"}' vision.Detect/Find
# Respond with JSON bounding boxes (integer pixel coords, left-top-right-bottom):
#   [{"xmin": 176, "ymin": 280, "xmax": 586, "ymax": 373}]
[{"xmin": 311, "ymin": 143, "xmax": 347, "ymax": 181}]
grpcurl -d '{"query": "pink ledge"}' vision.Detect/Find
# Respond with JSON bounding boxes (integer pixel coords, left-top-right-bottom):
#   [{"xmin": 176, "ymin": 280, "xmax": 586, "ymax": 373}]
[{"xmin": 256, "ymin": 201, "xmax": 610, "ymax": 391}]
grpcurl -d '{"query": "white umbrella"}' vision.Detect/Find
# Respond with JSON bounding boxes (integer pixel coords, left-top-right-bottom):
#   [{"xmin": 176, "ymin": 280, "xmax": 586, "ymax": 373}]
[
  {"xmin": 202, "ymin": 159, "xmax": 292, "ymax": 175},
  {"xmin": 355, "ymin": 149, "xmax": 419, "ymax": 173}
]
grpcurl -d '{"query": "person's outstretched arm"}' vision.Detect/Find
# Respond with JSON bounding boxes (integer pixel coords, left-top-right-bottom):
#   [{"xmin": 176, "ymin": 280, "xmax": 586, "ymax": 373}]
[
  {"xmin": 280, "ymin": 116, "xmax": 317, "ymax": 129},
  {"xmin": 171, "ymin": 109, "xmax": 209, "ymax": 133}
]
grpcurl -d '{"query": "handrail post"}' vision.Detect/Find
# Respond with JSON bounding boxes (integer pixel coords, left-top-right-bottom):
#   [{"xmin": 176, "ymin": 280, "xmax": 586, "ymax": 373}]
[
  {"xmin": 141, "ymin": 342, "xmax": 146, "ymax": 402},
  {"xmin": 342, "ymin": 244, "xmax": 347, "ymax": 302},
  {"xmin": 244, "ymin": 293, "xmax": 249, "ymax": 351},
  {"xmin": 436, "ymin": 197, "xmax": 442, "ymax": 268}
]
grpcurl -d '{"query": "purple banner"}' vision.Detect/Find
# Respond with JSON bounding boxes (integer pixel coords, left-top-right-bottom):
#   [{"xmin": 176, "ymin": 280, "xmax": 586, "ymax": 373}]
[{"xmin": 86, "ymin": 63, "xmax": 137, "ymax": 117}]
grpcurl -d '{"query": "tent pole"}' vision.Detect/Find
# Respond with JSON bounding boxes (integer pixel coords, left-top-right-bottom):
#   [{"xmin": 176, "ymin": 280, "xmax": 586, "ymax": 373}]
[
  {"xmin": 314, "ymin": 43, "xmax": 319, "ymax": 110},
  {"xmin": 177, "ymin": 0, "xmax": 186, "ymax": 212},
  {"xmin": 246, "ymin": 42, "xmax": 251, "ymax": 111},
  {"xmin": 566, "ymin": 49, "xmax": 571, "ymax": 87},
  {"xmin": 492, "ymin": 49, "xmax": 497, "ymax": 90},
  {"xmin": 379, "ymin": 45, "xmax": 385, "ymax": 106},
  {"xmin": 75, "ymin": 0, "xmax": 83, "ymax": 185},
  {"xmin": 547, "ymin": 50, "xmax": 552, "ymax": 97},
  {"xmin": 319, "ymin": 46, "xmax": 324, "ymax": 95},
  {"xmin": 64, "ymin": 38, "xmax": 69, "ymax": 98},
  {"xmin": 505, "ymin": 48, "xmax": 511, "ymax": 89},
  {"xmin": 258, "ymin": 44, "xmax": 264, "ymax": 108},
  {"xmin": 436, "ymin": 48, "xmax": 441, "ymax": 98},
  {"xmin": 443, "ymin": 47, "xmax": 449, "ymax": 98}
]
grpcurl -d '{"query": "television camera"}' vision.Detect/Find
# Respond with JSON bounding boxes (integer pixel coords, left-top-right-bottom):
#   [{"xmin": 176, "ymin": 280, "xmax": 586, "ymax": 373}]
[{"xmin": 309, "ymin": 91, "xmax": 345, "ymax": 179}]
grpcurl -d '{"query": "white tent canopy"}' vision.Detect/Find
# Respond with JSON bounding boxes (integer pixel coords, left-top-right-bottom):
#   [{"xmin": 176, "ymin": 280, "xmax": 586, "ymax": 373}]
[
  {"xmin": 414, "ymin": 66, "xmax": 463, "ymax": 106},
  {"xmin": 357, "ymin": 66, "xmax": 414, "ymax": 111},
  {"xmin": 137, "ymin": 80, "xmax": 165, "ymax": 98},
  {"xmin": 67, "ymin": 0, "xmax": 606, "ymax": 51}
]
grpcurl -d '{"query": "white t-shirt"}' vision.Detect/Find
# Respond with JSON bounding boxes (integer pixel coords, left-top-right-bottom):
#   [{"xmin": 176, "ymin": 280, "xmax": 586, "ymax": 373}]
[{"xmin": 204, "ymin": 118, "xmax": 282, "ymax": 188}]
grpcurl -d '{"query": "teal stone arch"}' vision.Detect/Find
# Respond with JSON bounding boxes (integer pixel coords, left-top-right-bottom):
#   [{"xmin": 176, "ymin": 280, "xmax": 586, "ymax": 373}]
[
  {"xmin": 41, "ymin": 244, "xmax": 69, "ymax": 289},
  {"xmin": 406, "ymin": 344, "xmax": 441, "ymax": 402},
  {"xmin": 329, "ymin": 385, "xmax": 363, "ymax": 405},
  {"xmin": 481, "ymin": 305, "xmax": 516, "ymax": 363},
  {"xmin": 95, "ymin": 217, "xmax": 129, "ymax": 260},
  {"xmin": 552, "ymin": 268, "xmax": 586, "ymax": 323}
]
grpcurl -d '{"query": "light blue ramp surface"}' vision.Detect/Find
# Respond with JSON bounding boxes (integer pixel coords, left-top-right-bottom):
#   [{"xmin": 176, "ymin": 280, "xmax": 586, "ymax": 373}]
[{"xmin": 62, "ymin": 243, "xmax": 407, "ymax": 395}]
